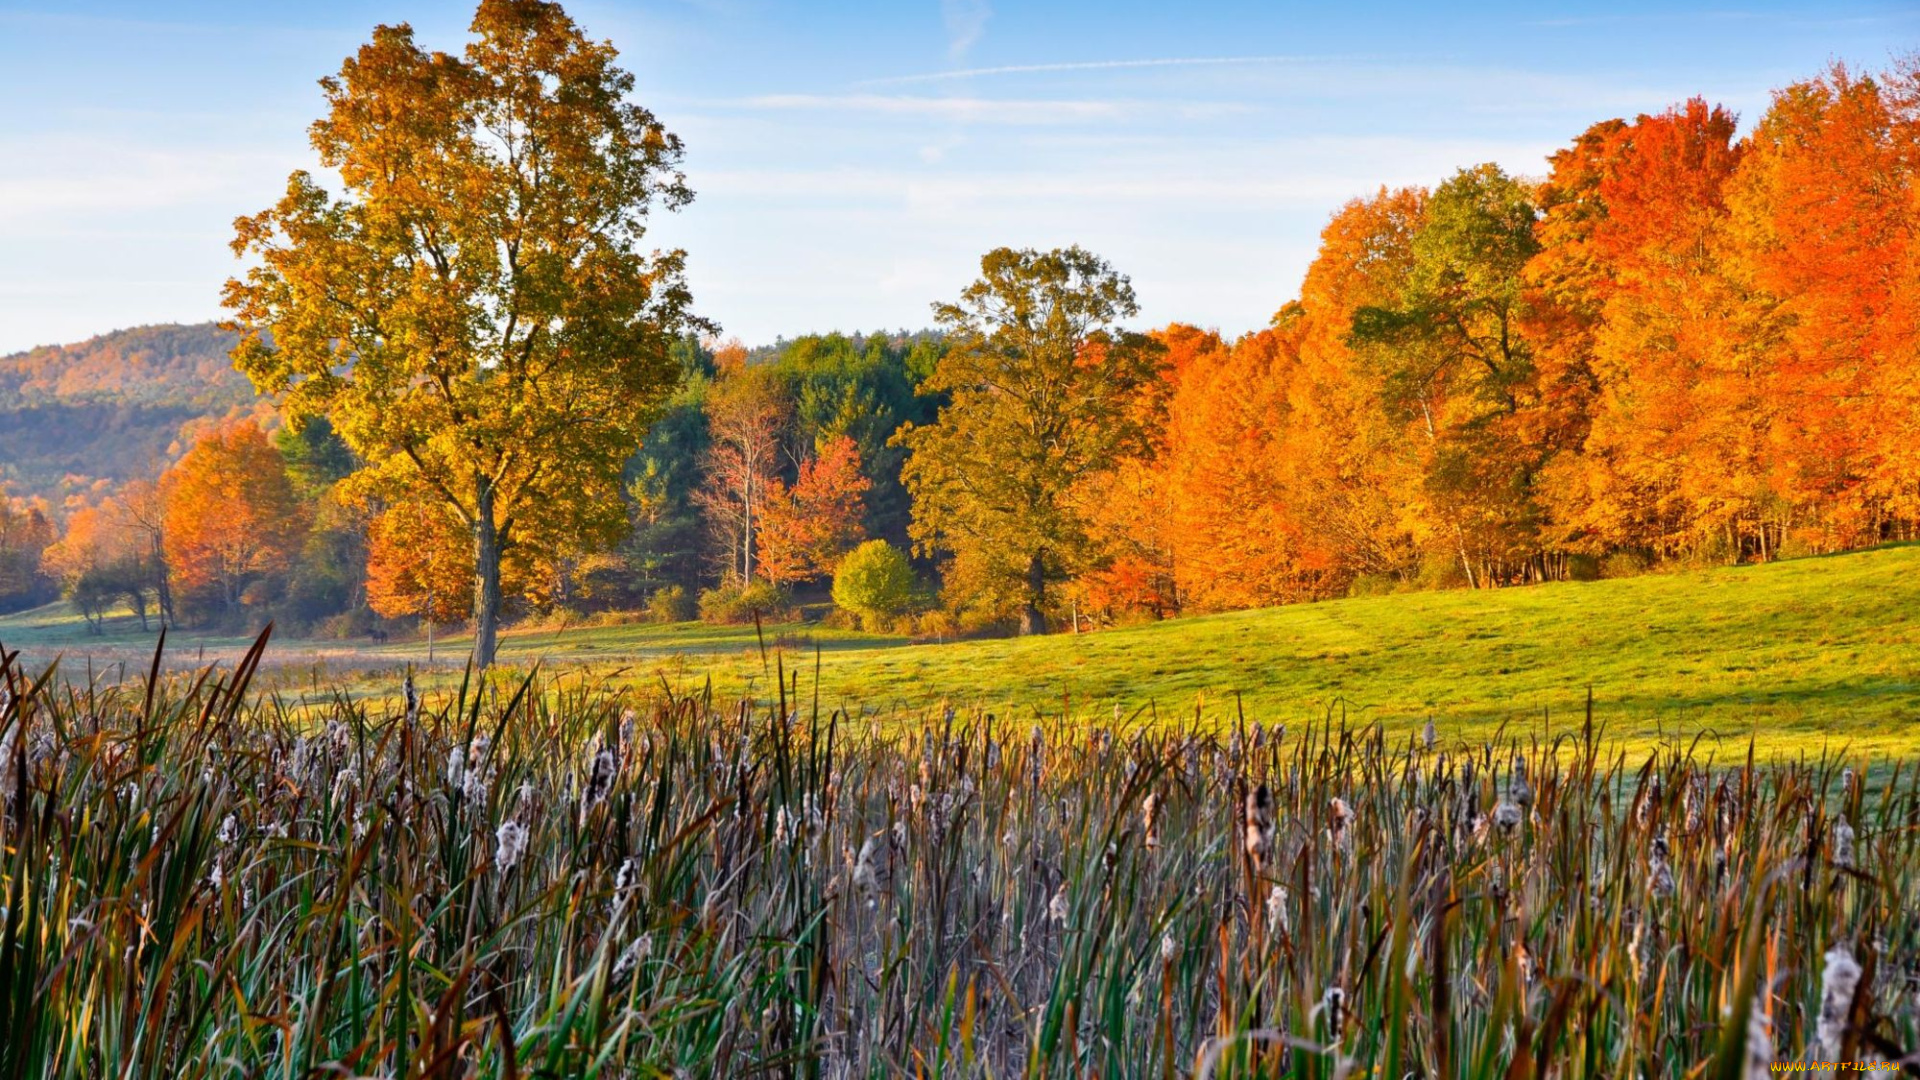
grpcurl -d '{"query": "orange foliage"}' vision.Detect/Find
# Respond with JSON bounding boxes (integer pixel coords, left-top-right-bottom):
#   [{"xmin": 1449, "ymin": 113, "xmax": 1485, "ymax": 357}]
[
  {"xmin": 365, "ymin": 501, "xmax": 473, "ymax": 624},
  {"xmin": 1533, "ymin": 100, "xmax": 1752, "ymax": 556},
  {"xmin": 1076, "ymin": 453, "xmax": 1179, "ymax": 621},
  {"xmin": 161, "ymin": 422, "xmax": 306, "ymax": 609},
  {"xmin": 1725, "ymin": 65, "xmax": 1919, "ymax": 545},
  {"xmin": 1162, "ymin": 327, "xmax": 1342, "ymax": 611},
  {"xmin": 40, "ymin": 505, "xmax": 134, "ymax": 587},
  {"xmin": 757, "ymin": 434, "xmax": 870, "ymax": 584},
  {"xmin": 1283, "ymin": 189, "xmax": 1429, "ymax": 580}
]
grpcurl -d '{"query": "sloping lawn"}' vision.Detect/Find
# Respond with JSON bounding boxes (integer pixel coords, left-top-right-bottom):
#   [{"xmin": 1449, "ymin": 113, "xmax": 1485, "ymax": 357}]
[{"xmin": 5, "ymin": 545, "xmax": 1916, "ymax": 755}]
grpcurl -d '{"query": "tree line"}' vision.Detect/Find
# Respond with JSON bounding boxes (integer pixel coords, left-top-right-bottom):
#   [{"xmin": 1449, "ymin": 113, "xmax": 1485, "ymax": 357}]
[{"xmin": 2, "ymin": 1, "xmax": 1913, "ymax": 663}]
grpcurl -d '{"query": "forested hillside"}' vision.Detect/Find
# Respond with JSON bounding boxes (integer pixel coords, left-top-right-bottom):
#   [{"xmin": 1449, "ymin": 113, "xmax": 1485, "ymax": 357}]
[{"xmin": 0, "ymin": 323, "xmax": 256, "ymax": 499}]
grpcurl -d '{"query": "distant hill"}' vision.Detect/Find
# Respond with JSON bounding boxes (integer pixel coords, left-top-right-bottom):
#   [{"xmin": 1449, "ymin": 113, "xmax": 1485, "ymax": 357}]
[{"xmin": 0, "ymin": 323, "xmax": 260, "ymax": 500}]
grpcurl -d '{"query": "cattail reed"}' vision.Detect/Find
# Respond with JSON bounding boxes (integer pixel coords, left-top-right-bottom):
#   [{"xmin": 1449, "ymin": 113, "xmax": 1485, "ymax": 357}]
[
  {"xmin": 495, "ymin": 820, "xmax": 528, "ymax": 873},
  {"xmin": 1831, "ymin": 816, "xmax": 1855, "ymax": 870},
  {"xmin": 1328, "ymin": 795, "xmax": 1354, "ymax": 853},
  {"xmin": 851, "ymin": 833, "xmax": 889, "ymax": 909},
  {"xmin": 2, "ymin": 638, "xmax": 1916, "ymax": 1078},
  {"xmin": 1816, "ymin": 943, "xmax": 1861, "ymax": 1057},
  {"xmin": 1648, "ymin": 829, "xmax": 1676, "ymax": 899},
  {"xmin": 1245, "ymin": 784, "xmax": 1275, "ymax": 872}
]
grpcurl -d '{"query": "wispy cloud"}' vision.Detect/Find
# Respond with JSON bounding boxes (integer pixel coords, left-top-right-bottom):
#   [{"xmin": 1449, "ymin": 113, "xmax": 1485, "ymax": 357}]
[
  {"xmin": 736, "ymin": 93, "xmax": 1126, "ymax": 124},
  {"xmin": 0, "ymin": 138, "xmax": 300, "ymax": 227},
  {"xmin": 692, "ymin": 130, "xmax": 1564, "ymax": 210},
  {"xmin": 941, "ymin": 0, "xmax": 991, "ymax": 61},
  {"xmin": 1524, "ymin": 10, "xmax": 1764, "ymax": 27},
  {"xmin": 861, "ymin": 54, "xmax": 1336, "ymax": 86}
]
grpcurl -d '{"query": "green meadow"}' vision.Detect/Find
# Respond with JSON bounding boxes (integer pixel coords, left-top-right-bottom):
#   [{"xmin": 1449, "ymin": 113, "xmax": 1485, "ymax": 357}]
[{"xmin": 5, "ymin": 543, "xmax": 1918, "ymax": 755}]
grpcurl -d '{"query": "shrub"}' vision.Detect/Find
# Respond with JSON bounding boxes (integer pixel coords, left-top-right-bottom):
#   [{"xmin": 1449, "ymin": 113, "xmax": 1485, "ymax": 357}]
[
  {"xmin": 648, "ymin": 585, "xmax": 696, "ymax": 623},
  {"xmin": 1565, "ymin": 553, "xmax": 1602, "ymax": 581},
  {"xmin": 955, "ymin": 604, "xmax": 1012, "ymax": 636},
  {"xmin": 912, "ymin": 609, "xmax": 962, "ymax": 640},
  {"xmin": 1415, "ymin": 550, "xmax": 1468, "ymax": 591},
  {"xmin": 831, "ymin": 540, "xmax": 916, "ymax": 631},
  {"xmin": 1680, "ymin": 530, "xmax": 1739, "ymax": 568},
  {"xmin": 1346, "ymin": 573, "xmax": 1398, "ymax": 598},
  {"xmin": 1601, "ymin": 551, "xmax": 1650, "ymax": 579},
  {"xmin": 698, "ymin": 580, "xmax": 792, "ymax": 624},
  {"xmin": 315, "ymin": 611, "xmax": 373, "ymax": 640}
]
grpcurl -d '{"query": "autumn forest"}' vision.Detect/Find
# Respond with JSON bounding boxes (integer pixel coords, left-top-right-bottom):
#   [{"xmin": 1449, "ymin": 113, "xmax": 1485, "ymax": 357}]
[{"xmin": 1, "ymin": 16, "xmax": 1916, "ymax": 667}]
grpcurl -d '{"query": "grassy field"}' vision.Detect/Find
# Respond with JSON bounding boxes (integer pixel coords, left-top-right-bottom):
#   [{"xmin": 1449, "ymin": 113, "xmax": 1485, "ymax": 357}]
[{"xmin": 4, "ymin": 543, "xmax": 1918, "ymax": 754}]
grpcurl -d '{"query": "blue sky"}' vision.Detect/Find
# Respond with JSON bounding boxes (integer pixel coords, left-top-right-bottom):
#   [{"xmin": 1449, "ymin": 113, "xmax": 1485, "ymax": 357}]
[{"xmin": 0, "ymin": 1, "xmax": 1913, "ymax": 354}]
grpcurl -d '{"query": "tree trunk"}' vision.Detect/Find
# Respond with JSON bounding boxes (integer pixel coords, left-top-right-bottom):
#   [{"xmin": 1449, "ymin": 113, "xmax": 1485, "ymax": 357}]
[
  {"xmin": 742, "ymin": 471, "xmax": 756, "ymax": 583},
  {"xmin": 1454, "ymin": 527, "xmax": 1479, "ymax": 590},
  {"xmin": 1018, "ymin": 552, "xmax": 1047, "ymax": 636},
  {"xmin": 154, "ymin": 546, "xmax": 174, "ymax": 628},
  {"xmin": 473, "ymin": 480, "xmax": 503, "ymax": 668}
]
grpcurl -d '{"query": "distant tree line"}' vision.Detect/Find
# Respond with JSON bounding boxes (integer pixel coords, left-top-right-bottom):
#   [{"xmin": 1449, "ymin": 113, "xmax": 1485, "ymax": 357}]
[{"xmin": 4, "ymin": 21, "xmax": 1913, "ymax": 651}]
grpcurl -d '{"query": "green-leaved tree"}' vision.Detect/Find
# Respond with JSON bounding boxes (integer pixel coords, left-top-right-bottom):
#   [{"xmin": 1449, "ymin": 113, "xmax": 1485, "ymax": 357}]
[
  {"xmin": 1351, "ymin": 164, "xmax": 1545, "ymax": 586},
  {"xmin": 898, "ymin": 247, "xmax": 1163, "ymax": 634},
  {"xmin": 223, "ymin": 0, "xmax": 703, "ymax": 666}
]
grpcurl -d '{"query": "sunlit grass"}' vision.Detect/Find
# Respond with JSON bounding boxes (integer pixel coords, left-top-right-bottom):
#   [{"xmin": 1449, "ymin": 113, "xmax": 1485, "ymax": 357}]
[{"xmin": 5, "ymin": 544, "xmax": 1917, "ymax": 757}]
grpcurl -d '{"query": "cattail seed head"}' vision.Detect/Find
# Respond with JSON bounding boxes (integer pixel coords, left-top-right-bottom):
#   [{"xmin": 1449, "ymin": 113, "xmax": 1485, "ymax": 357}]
[
  {"xmin": 1493, "ymin": 796, "xmax": 1522, "ymax": 834},
  {"xmin": 581, "ymin": 742, "xmax": 617, "ymax": 821},
  {"xmin": 1048, "ymin": 884, "xmax": 1070, "ymax": 926},
  {"xmin": 1321, "ymin": 986, "xmax": 1346, "ymax": 1035},
  {"xmin": 1328, "ymin": 796, "xmax": 1354, "ymax": 853},
  {"xmin": 1832, "ymin": 816, "xmax": 1855, "ymax": 870},
  {"xmin": 463, "ymin": 736, "xmax": 491, "ymax": 804},
  {"xmin": 332, "ymin": 766, "xmax": 361, "ymax": 806},
  {"xmin": 851, "ymin": 834, "xmax": 888, "ymax": 908},
  {"xmin": 1649, "ymin": 829, "xmax": 1675, "ymax": 899},
  {"xmin": 1143, "ymin": 791, "xmax": 1161, "ymax": 851},
  {"xmin": 1509, "ymin": 758, "xmax": 1533, "ymax": 810},
  {"xmin": 495, "ymin": 821, "xmax": 528, "ymax": 873},
  {"xmin": 1817, "ymin": 942, "xmax": 1862, "ymax": 1057},
  {"xmin": 1266, "ymin": 885, "xmax": 1291, "ymax": 937},
  {"xmin": 1245, "ymin": 784, "xmax": 1275, "ymax": 871}
]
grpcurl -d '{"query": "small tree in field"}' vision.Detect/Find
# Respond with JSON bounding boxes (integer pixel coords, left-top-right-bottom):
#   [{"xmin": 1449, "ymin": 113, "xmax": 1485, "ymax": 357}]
[
  {"xmin": 831, "ymin": 539, "xmax": 915, "ymax": 631},
  {"xmin": 697, "ymin": 360, "xmax": 789, "ymax": 584},
  {"xmin": 365, "ymin": 500, "xmax": 473, "ymax": 629},
  {"xmin": 758, "ymin": 434, "xmax": 870, "ymax": 584},
  {"xmin": 41, "ymin": 505, "xmax": 152, "ymax": 633},
  {"xmin": 162, "ymin": 423, "xmax": 307, "ymax": 616},
  {"xmin": 224, "ymin": 0, "xmax": 703, "ymax": 666}
]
